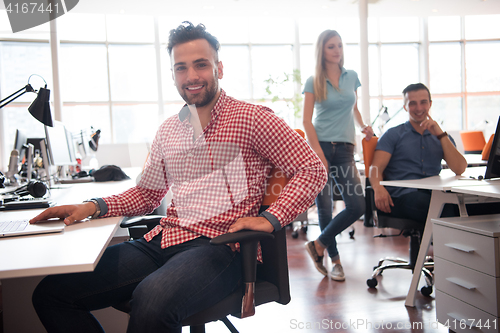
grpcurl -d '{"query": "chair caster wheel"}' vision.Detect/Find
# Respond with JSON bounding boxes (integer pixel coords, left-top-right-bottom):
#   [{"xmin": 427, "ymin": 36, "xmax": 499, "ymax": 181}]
[
  {"xmin": 421, "ymin": 285, "xmax": 433, "ymax": 297},
  {"xmin": 367, "ymin": 278, "xmax": 378, "ymax": 288},
  {"xmin": 349, "ymin": 229, "xmax": 355, "ymax": 239},
  {"xmin": 291, "ymin": 231, "xmax": 298, "ymax": 239}
]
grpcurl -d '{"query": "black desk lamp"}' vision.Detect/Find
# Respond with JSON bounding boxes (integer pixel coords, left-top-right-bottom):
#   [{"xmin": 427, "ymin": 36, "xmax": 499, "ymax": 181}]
[{"xmin": 0, "ymin": 74, "xmax": 53, "ymax": 127}]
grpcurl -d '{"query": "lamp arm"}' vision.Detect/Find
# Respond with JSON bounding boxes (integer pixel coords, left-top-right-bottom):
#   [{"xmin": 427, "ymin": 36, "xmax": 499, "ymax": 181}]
[
  {"xmin": 371, "ymin": 106, "xmax": 387, "ymax": 127},
  {"xmin": 0, "ymin": 84, "xmax": 35, "ymax": 109}
]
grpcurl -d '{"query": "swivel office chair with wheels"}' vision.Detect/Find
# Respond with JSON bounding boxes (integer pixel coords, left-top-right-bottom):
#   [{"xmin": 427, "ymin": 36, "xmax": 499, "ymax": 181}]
[
  {"xmin": 113, "ymin": 131, "xmax": 306, "ymax": 333},
  {"xmin": 362, "ymin": 136, "xmax": 433, "ymax": 296}
]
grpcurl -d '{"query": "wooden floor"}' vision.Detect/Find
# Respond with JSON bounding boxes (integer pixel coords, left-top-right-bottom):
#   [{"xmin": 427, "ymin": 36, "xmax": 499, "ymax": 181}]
[
  {"xmin": 0, "ymin": 209, "xmax": 447, "ymax": 333},
  {"xmin": 190, "ymin": 209, "xmax": 447, "ymax": 333}
]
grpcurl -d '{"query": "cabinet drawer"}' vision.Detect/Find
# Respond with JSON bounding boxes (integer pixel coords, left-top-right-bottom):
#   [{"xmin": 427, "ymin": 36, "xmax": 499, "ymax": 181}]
[
  {"xmin": 435, "ymin": 257, "xmax": 500, "ymax": 316},
  {"xmin": 434, "ymin": 224, "xmax": 500, "ymax": 276},
  {"xmin": 436, "ymin": 290, "xmax": 499, "ymax": 333}
]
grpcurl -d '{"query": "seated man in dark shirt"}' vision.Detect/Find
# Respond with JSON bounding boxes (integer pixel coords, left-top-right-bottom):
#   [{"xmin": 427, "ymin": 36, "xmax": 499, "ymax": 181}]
[{"xmin": 369, "ymin": 83, "xmax": 467, "ymax": 224}]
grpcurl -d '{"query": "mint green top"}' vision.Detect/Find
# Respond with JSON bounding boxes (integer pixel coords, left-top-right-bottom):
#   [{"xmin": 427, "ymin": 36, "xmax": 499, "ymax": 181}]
[{"xmin": 303, "ymin": 68, "xmax": 361, "ymax": 144}]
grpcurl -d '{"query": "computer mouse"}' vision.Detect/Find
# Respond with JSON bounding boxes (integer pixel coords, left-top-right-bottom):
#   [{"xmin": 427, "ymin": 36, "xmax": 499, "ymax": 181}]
[{"xmin": 77, "ymin": 171, "xmax": 89, "ymax": 178}]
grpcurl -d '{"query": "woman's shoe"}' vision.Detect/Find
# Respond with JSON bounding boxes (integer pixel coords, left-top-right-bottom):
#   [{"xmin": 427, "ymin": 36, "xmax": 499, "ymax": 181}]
[
  {"xmin": 305, "ymin": 241, "xmax": 327, "ymax": 276},
  {"xmin": 330, "ymin": 263, "xmax": 345, "ymax": 281}
]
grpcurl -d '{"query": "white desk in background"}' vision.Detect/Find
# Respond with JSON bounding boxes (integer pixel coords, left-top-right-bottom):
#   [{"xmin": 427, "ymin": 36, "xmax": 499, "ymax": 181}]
[
  {"xmin": 380, "ymin": 167, "xmax": 500, "ymax": 308},
  {"xmin": 1, "ymin": 169, "xmax": 140, "ymax": 333}
]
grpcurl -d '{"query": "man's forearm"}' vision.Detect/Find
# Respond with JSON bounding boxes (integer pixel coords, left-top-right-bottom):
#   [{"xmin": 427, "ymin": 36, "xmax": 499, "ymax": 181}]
[
  {"xmin": 441, "ymin": 137, "xmax": 467, "ymax": 175},
  {"xmin": 368, "ymin": 165, "xmax": 384, "ymax": 189}
]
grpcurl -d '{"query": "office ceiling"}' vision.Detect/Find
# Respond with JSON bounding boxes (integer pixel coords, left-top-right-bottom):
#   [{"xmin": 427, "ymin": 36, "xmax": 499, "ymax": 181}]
[{"xmin": 1, "ymin": 0, "xmax": 499, "ymax": 18}]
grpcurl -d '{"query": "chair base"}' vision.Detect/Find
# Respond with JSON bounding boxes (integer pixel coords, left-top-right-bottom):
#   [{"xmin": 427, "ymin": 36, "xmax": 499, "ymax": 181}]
[
  {"xmin": 190, "ymin": 317, "xmax": 239, "ymax": 333},
  {"xmin": 367, "ymin": 256, "xmax": 434, "ymax": 296}
]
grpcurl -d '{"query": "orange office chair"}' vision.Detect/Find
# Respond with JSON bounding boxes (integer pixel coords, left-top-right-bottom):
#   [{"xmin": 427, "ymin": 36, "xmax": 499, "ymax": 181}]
[
  {"xmin": 460, "ymin": 131, "xmax": 486, "ymax": 154},
  {"xmin": 362, "ymin": 136, "xmax": 433, "ymax": 296},
  {"xmin": 482, "ymin": 134, "xmax": 495, "ymax": 161}
]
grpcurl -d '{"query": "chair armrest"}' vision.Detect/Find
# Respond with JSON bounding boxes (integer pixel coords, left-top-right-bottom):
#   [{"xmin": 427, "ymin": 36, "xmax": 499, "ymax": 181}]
[
  {"xmin": 120, "ymin": 215, "xmax": 163, "ymax": 228},
  {"xmin": 210, "ymin": 230, "xmax": 274, "ymax": 245},
  {"xmin": 211, "ymin": 230, "xmax": 274, "ymax": 318},
  {"xmin": 211, "ymin": 230, "xmax": 274, "ymax": 283}
]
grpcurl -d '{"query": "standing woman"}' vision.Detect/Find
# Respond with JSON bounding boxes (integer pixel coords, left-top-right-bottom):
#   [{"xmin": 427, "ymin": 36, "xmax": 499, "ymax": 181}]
[{"xmin": 303, "ymin": 30, "xmax": 373, "ymax": 281}]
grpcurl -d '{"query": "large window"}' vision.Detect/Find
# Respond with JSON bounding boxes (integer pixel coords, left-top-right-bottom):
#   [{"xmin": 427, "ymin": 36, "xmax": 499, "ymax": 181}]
[{"xmin": 1, "ymin": 12, "xmax": 499, "ymax": 170}]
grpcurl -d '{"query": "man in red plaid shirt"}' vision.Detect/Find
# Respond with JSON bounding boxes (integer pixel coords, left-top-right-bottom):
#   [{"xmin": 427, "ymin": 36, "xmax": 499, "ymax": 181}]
[{"xmin": 31, "ymin": 21, "xmax": 327, "ymax": 333}]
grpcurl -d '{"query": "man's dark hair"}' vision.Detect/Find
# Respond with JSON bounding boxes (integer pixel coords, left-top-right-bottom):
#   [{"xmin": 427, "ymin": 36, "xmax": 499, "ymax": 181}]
[
  {"xmin": 402, "ymin": 83, "xmax": 432, "ymax": 102},
  {"xmin": 167, "ymin": 21, "xmax": 220, "ymax": 58}
]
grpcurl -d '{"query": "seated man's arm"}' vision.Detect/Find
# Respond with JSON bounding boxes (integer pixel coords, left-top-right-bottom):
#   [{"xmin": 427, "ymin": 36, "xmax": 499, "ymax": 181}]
[
  {"xmin": 440, "ymin": 137, "xmax": 467, "ymax": 175},
  {"xmin": 420, "ymin": 115, "xmax": 467, "ymax": 175},
  {"xmin": 369, "ymin": 150, "xmax": 394, "ymax": 213}
]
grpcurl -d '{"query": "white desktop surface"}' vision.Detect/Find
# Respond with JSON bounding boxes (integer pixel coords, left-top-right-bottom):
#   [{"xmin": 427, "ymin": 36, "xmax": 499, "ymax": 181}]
[
  {"xmin": 450, "ymin": 182, "xmax": 500, "ymax": 199},
  {"xmin": 0, "ymin": 171, "xmax": 139, "ymax": 279},
  {"xmin": 0, "ymin": 217, "xmax": 121, "ymax": 279},
  {"xmin": 380, "ymin": 167, "xmax": 489, "ymax": 191},
  {"xmin": 1, "ymin": 169, "xmax": 140, "ymax": 333},
  {"xmin": 463, "ymin": 153, "xmax": 488, "ymax": 167},
  {"xmin": 379, "ymin": 166, "xmax": 500, "ymax": 308}
]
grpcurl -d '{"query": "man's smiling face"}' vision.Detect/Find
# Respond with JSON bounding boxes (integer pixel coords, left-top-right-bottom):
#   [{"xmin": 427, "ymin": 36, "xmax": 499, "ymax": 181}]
[
  {"xmin": 171, "ymin": 38, "xmax": 223, "ymax": 108},
  {"xmin": 404, "ymin": 89, "xmax": 432, "ymax": 125}
]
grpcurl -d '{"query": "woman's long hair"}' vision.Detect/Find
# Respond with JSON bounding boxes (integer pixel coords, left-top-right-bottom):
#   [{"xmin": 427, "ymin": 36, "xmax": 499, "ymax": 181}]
[{"xmin": 313, "ymin": 30, "xmax": 344, "ymax": 102}]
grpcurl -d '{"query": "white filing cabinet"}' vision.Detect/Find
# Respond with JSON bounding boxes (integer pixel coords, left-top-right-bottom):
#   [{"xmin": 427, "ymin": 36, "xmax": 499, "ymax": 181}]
[{"xmin": 433, "ymin": 214, "xmax": 500, "ymax": 333}]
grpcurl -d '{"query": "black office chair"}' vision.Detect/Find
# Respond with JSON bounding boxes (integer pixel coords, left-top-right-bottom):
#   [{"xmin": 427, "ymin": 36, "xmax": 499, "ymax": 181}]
[
  {"xmin": 113, "ymin": 146, "xmax": 295, "ymax": 332},
  {"xmin": 362, "ymin": 137, "xmax": 433, "ymax": 296},
  {"xmin": 115, "ymin": 209, "xmax": 290, "ymax": 333}
]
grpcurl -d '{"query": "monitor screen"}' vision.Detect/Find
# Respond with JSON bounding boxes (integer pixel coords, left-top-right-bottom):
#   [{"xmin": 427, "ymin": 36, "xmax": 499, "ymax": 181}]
[
  {"xmin": 26, "ymin": 137, "xmax": 45, "ymax": 154},
  {"xmin": 75, "ymin": 129, "xmax": 92, "ymax": 159},
  {"xmin": 44, "ymin": 121, "xmax": 76, "ymax": 166},
  {"xmin": 13, "ymin": 129, "xmax": 27, "ymax": 162},
  {"xmin": 485, "ymin": 116, "xmax": 500, "ymax": 180},
  {"xmin": 65, "ymin": 126, "xmax": 77, "ymax": 164}
]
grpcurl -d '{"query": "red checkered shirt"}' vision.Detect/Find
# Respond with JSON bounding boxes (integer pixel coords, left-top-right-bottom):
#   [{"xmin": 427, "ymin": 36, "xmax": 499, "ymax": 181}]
[{"xmin": 102, "ymin": 90, "xmax": 327, "ymax": 252}]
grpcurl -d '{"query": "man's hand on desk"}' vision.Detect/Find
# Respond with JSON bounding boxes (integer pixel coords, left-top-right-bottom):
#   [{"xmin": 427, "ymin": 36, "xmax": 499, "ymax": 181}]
[
  {"xmin": 30, "ymin": 202, "xmax": 96, "ymax": 226},
  {"xmin": 373, "ymin": 185, "xmax": 394, "ymax": 213}
]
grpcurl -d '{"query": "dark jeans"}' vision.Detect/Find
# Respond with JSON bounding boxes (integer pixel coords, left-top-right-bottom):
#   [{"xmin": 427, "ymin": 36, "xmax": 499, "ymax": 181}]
[
  {"xmin": 316, "ymin": 142, "xmax": 365, "ymax": 260},
  {"xmin": 383, "ymin": 189, "xmax": 500, "ymax": 224},
  {"xmin": 32, "ymin": 235, "xmax": 242, "ymax": 333},
  {"xmin": 385, "ymin": 189, "xmax": 433, "ymax": 224}
]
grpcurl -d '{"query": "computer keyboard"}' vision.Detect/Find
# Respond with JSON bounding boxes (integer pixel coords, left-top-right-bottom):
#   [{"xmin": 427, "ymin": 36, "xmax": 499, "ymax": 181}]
[{"xmin": 0, "ymin": 220, "xmax": 28, "ymax": 232}]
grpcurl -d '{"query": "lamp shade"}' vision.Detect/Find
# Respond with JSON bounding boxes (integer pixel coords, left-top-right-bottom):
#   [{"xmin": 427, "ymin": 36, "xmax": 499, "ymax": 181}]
[{"xmin": 28, "ymin": 87, "xmax": 53, "ymax": 127}]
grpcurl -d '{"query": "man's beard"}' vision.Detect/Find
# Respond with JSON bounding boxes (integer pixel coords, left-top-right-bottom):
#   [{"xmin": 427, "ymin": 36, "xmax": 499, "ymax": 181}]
[{"xmin": 179, "ymin": 78, "xmax": 219, "ymax": 108}]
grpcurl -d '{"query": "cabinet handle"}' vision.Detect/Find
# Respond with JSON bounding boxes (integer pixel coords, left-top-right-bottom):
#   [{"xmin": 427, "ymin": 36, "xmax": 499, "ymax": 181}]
[
  {"xmin": 447, "ymin": 312, "xmax": 479, "ymax": 328},
  {"xmin": 444, "ymin": 243, "xmax": 475, "ymax": 253},
  {"xmin": 446, "ymin": 277, "xmax": 477, "ymax": 290}
]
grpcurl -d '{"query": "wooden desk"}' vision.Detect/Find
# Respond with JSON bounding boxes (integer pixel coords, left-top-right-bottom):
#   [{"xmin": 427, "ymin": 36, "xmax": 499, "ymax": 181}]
[
  {"xmin": 1, "ymin": 171, "xmax": 139, "ymax": 333},
  {"xmin": 380, "ymin": 167, "xmax": 500, "ymax": 308}
]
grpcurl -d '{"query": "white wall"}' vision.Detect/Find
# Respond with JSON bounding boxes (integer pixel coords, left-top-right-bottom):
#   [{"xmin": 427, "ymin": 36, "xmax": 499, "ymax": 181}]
[{"xmin": 89, "ymin": 143, "xmax": 150, "ymax": 170}]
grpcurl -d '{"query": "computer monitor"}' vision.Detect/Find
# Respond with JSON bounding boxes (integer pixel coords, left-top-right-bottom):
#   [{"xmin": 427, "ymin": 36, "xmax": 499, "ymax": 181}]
[
  {"xmin": 485, "ymin": 116, "xmax": 500, "ymax": 180},
  {"xmin": 65, "ymin": 127, "xmax": 77, "ymax": 164},
  {"xmin": 25, "ymin": 138, "xmax": 46, "ymax": 162},
  {"xmin": 75, "ymin": 129, "xmax": 92, "ymax": 159},
  {"xmin": 13, "ymin": 129, "xmax": 27, "ymax": 160},
  {"xmin": 44, "ymin": 120, "xmax": 76, "ymax": 167}
]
